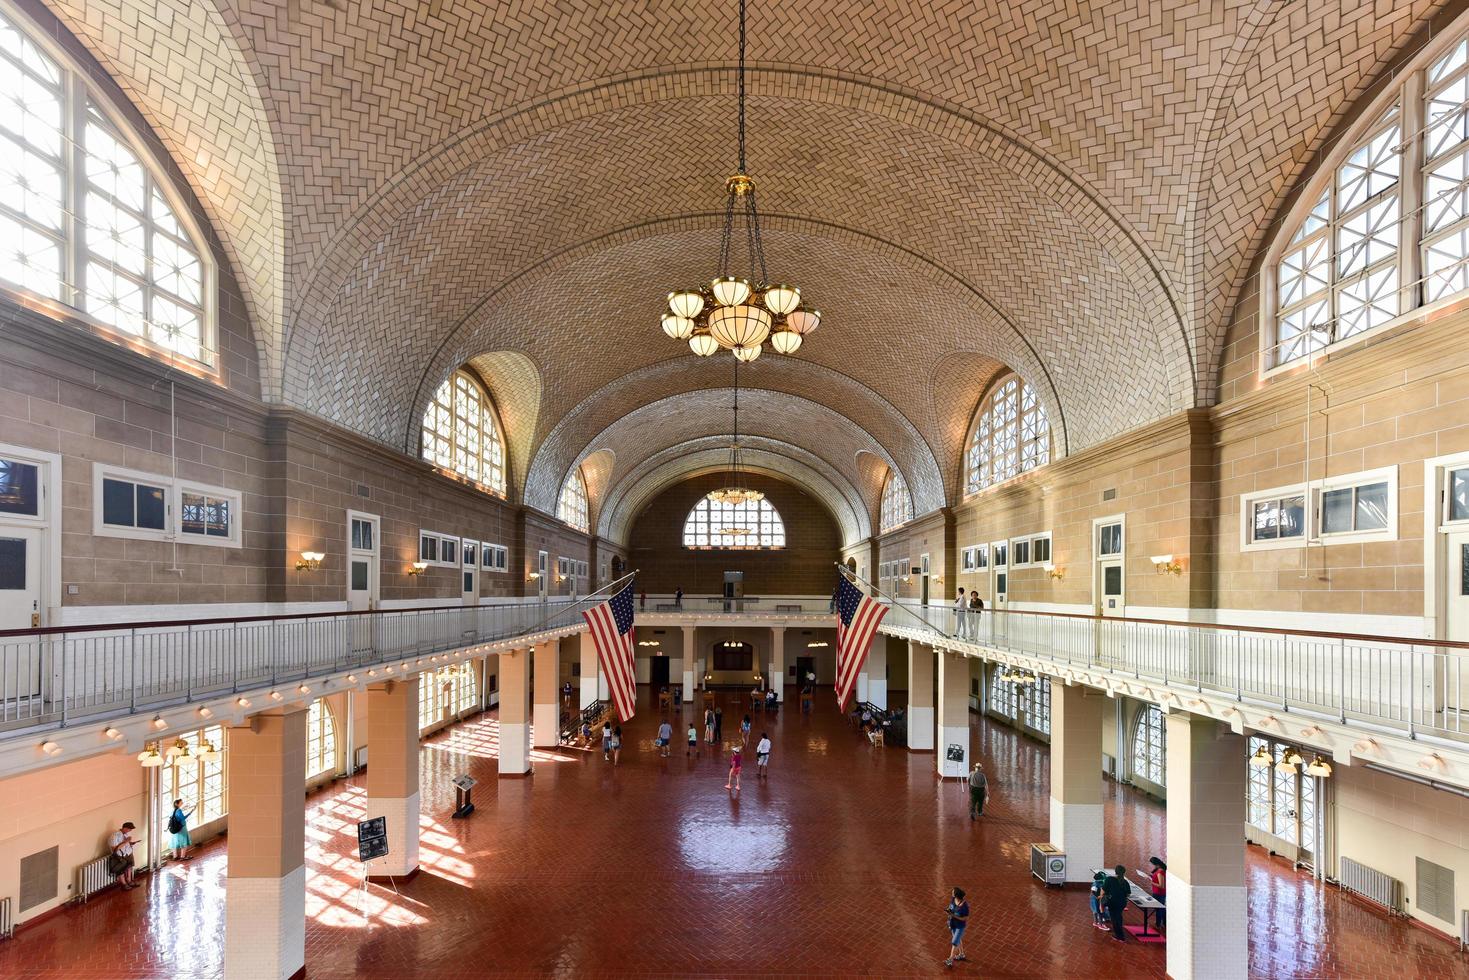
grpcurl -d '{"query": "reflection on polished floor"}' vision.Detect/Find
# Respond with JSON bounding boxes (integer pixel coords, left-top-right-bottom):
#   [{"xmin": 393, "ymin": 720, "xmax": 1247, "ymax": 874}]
[{"xmin": 0, "ymin": 689, "xmax": 1464, "ymax": 978}]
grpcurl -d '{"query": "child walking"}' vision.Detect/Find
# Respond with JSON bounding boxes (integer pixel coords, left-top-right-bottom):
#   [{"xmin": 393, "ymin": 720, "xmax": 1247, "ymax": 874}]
[
  {"xmin": 725, "ymin": 744, "xmax": 743, "ymax": 793},
  {"xmin": 740, "ymin": 713, "xmax": 752, "ymax": 746},
  {"xmin": 687, "ymin": 722, "xmax": 699, "ymax": 757}
]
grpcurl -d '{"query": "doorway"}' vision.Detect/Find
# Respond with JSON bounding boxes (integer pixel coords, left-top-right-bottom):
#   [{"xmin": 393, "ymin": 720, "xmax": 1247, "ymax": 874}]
[
  {"xmin": 796, "ymin": 655, "xmax": 815, "ymax": 687},
  {"xmin": 347, "ymin": 511, "xmax": 380, "ymax": 654},
  {"xmin": 461, "ymin": 538, "xmax": 479, "ymax": 605},
  {"xmin": 919, "ymin": 553, "xmax": 930, "ymax": 606},
  {"xmin": 649, "ymin": 656, "xmax": 670, "ymax": 691},
  {"xmin": 0, "ymin": 448, "xmax": 56, "ymax": 634}
]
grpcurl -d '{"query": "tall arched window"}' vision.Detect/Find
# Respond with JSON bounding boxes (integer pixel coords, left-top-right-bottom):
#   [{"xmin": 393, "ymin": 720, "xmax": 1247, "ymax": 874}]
[
  {"xmin": 305, "ymin": 698, "xmax": 337, "ymax": 779},
  {"xmin": 684, "ymin": 498, "xmax": 786, "ymax": 549},
  {"xmin": 166, "ymin": 725, "xmax": 226, "ymax": 825},
  {"xmin": 421, "ymin": 368, "xmax": 507, "ymax": 494},
  {"xmin": 988, "ymin": 666, "xmax": 1018, "ymax": 721},
  {"xmin": 558, "ymin": 468, "xmax": 589, "ymax": 532},
  {"xmin": 0, "ymin": 8, "xmax": 214, "ymax": 364},
  {"xmin": 879, "ymin": 469, "xmax": 912, "ymax": 533},
  {"xmin": 1268, "ymin": 16, "xmax": 1469, "ymax": 368},
  {"xmin": 965, "ymin": 373, "xmax": 1051, "ymax": 494},
  {"xmin": 1131, "ymin": 704, "xmax": 1166, "ymax": 787}
]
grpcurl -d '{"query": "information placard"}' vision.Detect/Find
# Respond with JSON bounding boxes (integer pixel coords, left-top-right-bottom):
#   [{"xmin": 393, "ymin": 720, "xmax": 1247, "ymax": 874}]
[{"xmin": 358, "ymin": 817, "xmax": 389, "ymax": 862}]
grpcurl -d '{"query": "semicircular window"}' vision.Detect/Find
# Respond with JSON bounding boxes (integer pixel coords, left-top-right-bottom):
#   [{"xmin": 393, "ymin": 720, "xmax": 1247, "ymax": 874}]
[{"xmin": 683, "ymin": 498, "xmax": 786, "ymax": 550}]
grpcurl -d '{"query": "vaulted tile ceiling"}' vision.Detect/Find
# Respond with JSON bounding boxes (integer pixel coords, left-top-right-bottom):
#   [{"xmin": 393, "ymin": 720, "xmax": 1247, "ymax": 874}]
[{"xmin": 45, "ymin": 0, "xmax": 1449, "ymax": 538}]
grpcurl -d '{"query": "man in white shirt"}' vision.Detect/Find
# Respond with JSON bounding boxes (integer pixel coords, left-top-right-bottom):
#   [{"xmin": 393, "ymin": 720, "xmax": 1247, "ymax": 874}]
[
  {"xmin": 108, "ymin": 820, "xmax": 138, "ymax": 889},
  {"xmin": 755, "ymin": 733, "xmax": 772, "ymax": 778},
  {"xmin": 954, "ymin": 586, "xmax": 967, "ymax": 637}
]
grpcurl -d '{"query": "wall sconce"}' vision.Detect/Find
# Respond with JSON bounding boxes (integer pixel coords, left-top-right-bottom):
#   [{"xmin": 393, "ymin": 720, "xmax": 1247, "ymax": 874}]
[
  {"xmin": 528, "ymin": 571, "xmax": 541, "ymax": 581},
  {"xmin": 1305, "ymin": 756, "xmax": 1333, "ymax": 778},
  {"xmin": 236, "ymin": 697, "xmax": 252, "ymax": 708},
  {"xmin": 345, "ymin": 674, "xmax": 357, "ymax": 683},
  {"xmin": 297, "ymin": 684, "xmax": 311, "ymax": 695},
  {"xmin": 1044, "ymin": 563, "xmax": 1064, "ymax": 581},
  {"xmin": 1274, "ymin": 748, "xmax": 1304, "ymax": 773},
  {"xmin": 295, "ymin": 550, "xmax": 324, "ymax": 571},
  {"xmin": 104, "ymin": 727, "xmax": 124, "ymax": 741},
  {"xmin": 1151, "ymin": 554, "xmax": 1184, "ymax": 575},
  {"xmin": 137, "ymin": 744, "xmax": 165, "ymax": 768},
  {"xmin": 39, "ymin": 740, "xmax": 62, "ymax": 756},
  {"xmin": 197, "ymin": 706, "xmax": 213, "ymax": 719},
  {"xmin": 150, "ymin": 715, "xmax": 167, "ymax": 731},
  {"xmin": 269, "ymin": 690, "xmax": 283, "ymax": 701},
  {"xmin": 408, "ymin": 561, "xmax": 428, "ymax": 577}
]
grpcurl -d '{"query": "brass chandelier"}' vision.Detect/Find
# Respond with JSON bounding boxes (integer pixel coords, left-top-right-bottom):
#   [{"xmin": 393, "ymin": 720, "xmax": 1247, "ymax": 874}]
[
  {"xmin": 659, "ymin": 0, "xmax": 821, "ymax": 362},
  {"xmin": 708, "ymin": 360, "xmax": 764, "ymax": 508}
]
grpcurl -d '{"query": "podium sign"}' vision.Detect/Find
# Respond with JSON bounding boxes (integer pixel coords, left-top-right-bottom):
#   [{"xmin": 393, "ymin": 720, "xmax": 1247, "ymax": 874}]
[
  {"xmin": 451, "ymin": 775, "xmax": 477, "ymax": 792},
  {"xmin": 358, "ymin": 816, "xmax": 389, "ymax": 862}
]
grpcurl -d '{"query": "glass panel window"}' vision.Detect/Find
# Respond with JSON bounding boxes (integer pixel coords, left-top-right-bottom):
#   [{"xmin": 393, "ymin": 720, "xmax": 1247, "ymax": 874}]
[
  {"xmin": 305, "ymin": 699, "xmax": 336, "ymax": 779},
  {"xmin": 989, "ymin": 666, "xmax": 1018, "ymax": 721},
  {"xmin": 0, "ymin": 459, "xmax": 39, "ymax": 517},
  {"xmin": 1032, "ymin": 536, "xmax": 1051, "ymax": 564},
  {"xmin": 993, "ymin": 543, "xmax": 1007, "ymax": 567},
  {"xmin": 418, "ymin": 671, "xmax": 439, "ymax": 731},
  {"xmin": 1250, "ymin": 495, "xmax": 1306, "ymax": 542},
  {"xmin": 1012, "ymin": 540, "xmax": 1030, "ymax": 566},
  {"xmin": 683, "ymin": 497, "xmax": 787, "ymax": 550},
  {"xmin": 1247, "ymin": 736, "xmax": 1272, "ymax": 830},
  {"xmin": 179, "ymin": 491, "xmax": 232, "ymax": 539},
  {"xmin": 420, "ymin": 369, "xmax": 507, "ymax": 495},
  {"xmin": 101, "ymin": 477, "xmax": 166, "ymax": 531},
  {"xmin": 1099, "ymin": 522, "xmax": 1123, "ymax": 558},
  {"xmin": 558, "ymin": 469, "xmax": 589, "ymax": 532},
  {"xmin": 966, "ymin": 374, "xmax": 1051, "ymax": 493},
  {"xmin": 1449, "ymin": 467, "xmax": 1469, "ymax": 522},
  {"xmin": 1131, "ymin": 704, "xmax": 1166, "ymax": 787},
  {"xmin": 419, "ymin": 533, "xmax": 438, "ymax": 563},
  {"xmin": 974, "ymin": 545, "xmax": 988, "ymax": 569},
  {"xmin": 441, "ymin": 538, "xmax": 457, "ymax": 565},
  {"xmin": 1321, "ymin": 481, "xmax": 1389, "ymax": 534},
  {"xmin": 351, "ymin": 519, "xmax": 373, "ymax": 552},
  {"xmin": 879, "ymin": 470, "xmax": 912, "ymax": 532}
]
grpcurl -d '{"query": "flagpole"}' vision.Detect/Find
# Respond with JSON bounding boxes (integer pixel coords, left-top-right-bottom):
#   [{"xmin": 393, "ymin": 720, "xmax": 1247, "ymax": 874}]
[
  {"xmin": 831, "ymin": 561, "xmax": 950, "ymax": 636},
  {"xmin": 524, "ymin": 567, "xmax": 641, "ymax": 636}
]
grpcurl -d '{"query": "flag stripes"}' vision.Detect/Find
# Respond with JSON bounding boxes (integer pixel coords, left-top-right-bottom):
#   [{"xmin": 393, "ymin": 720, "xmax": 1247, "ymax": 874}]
[
  {"xmin": 583, "ymin": 581, "xmax": 638, "ymax": 722},
  {"xmin": 834, "ymin": 575, "xmax": 887, "ymax": 711}
]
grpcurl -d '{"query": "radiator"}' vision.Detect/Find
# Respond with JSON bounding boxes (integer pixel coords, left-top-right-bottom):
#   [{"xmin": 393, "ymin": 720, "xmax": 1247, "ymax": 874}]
[
  {"xmin": 75, "ymin": 856, "xmax": 113, "ymax": 904},
  {"xmin": 0, "ymin": 896, "xmax": 11, "ymax": 940},
  {"xmin": 1461, "ymin": 909, "xmax": 1469, "ymax": 951},
  {"xmin": 1340, "ymin": 856, "xmax": 1405, "ymax": 913}
]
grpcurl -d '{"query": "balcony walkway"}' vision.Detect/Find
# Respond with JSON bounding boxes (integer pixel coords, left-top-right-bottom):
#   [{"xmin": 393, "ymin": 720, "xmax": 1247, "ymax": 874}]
[{"xmin": 0, "ymin": 687, "xmax": 1461, "ymax": 978}]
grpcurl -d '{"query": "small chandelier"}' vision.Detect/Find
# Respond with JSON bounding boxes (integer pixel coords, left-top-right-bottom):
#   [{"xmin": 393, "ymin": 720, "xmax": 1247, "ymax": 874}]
[
  {"xmin": 659, "ymin": 0, "xmax": 822, "ymax": 361},
  {"xmin": 708, "ymin": 361, "xmax": 764, "ymax": 507}
]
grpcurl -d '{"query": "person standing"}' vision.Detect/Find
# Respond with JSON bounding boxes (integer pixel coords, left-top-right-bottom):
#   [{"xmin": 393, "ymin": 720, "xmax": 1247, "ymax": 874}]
[
  {"xmin": 944, "ymin": 887, "xmax": 970, "ymax": 967},
  {"xmin": 656, "ymin": 719, "xmax": 673, "ymax": 758},
  {"xmin": 610, "ymin": 725, "xmax": 623, "ymax": 766},
  {"xmin": 1089, "ymin": 870, "xmax": 1110, "ymax": 930},
  {"xmin": 704, "ymin": 706, "xmax": 715, "ymax": 744},
  {"xmin": 967, "ymin": 590, "xmax": 983, "ymax": 639},
  {"xmin": 968, "ymin": 762, "xmax": 988, "ymax": 819},
  {"xmin": 713, "ymin": 706, "xmax": 724, "ymax": 745},
  {"xmin": 755, "ymin": 733, "xmax": 772, "ymax": 778},
  {"xmin": 1102, "ymin": 865, "xmax": 1132, "ymax": 942},
  {"xmin": 108, "ymin": 821, "xmax": 138, "ymax": 889},
  {"xmin": 725, "ymin": 744, "xmax": 743, "ymax": 792},
  {"xmin": 675, "ymin": 586, "xmax": 684, "ymax": 609},
  {"xmin": 167, "ymin": 799, "xmax": 194, "ymax": 861},
  {"xmin": 1148, "ymin": 857, "xmax": 1167, "ymax": 929},
  {"xmin": 954, "ymin": 586, "xmax": 968, "ymax": 638},
  {"xmin": 602, "ymin": 721, "xmax": 613, "ymax": 761},
  {"xmin": 740, "ymin": 713, "xmax": 752, "ymax": 746}
]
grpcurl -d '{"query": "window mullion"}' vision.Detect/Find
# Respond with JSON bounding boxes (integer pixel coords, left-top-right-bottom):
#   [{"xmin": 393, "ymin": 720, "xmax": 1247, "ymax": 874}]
[
  {"xmin": 67, "ymin": 72, "xmax": 86, "ymax": 310},
  {"xmin": 1403, "ymin": 69, "xmax": 1427, "ymax": 312}
]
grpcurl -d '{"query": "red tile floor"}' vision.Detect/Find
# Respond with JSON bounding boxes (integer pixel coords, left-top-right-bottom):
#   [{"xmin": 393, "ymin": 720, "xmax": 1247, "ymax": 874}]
[{"xmin": 2, "ymin": 689, "xmax": 1467, "ymax": 978}]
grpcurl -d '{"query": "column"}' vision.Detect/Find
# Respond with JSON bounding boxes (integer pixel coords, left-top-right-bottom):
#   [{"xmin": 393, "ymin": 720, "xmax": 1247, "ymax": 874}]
[
  {"xmin": 498, "ymin": 648, "xmax": 531, "ymax": 776},
  {"xmin": 906, "ymin": 641, "xmax": 935, "ymax": 751},
  {"xmin": 224, "ymin": 706, "xmax": 306, "ymax": 980},
  {"xmin": 579, "ymin": 632, "xmax": 598, "ymax": 709},
  {"xmin": 935, "ymin": 649, "xmax": 970, "ymax": 777},
  {"xmin": 1166, "ymin": 712, "xmax": 1247, "ymax": 980},
  {"xmin": 1049, "ymin": 681, "xmax": 1104, "ymax": 881},
  {"xmin": 768, "ymin": 626, "xmax": 785, "ymax": 701},
  {"xmin": 365, "ymin": 677, "xmax": 421, "ymax": 878},
  {"xmin": 682, "ymin": 625, "xmax": 696, "ymax": 695},
  {"xmin": 532, "ymin": 640, "xmax": 560, "ymax": 747},
  {"xmin": 865, "ymin": 636, "xmax": 888, "ymax": 709}
]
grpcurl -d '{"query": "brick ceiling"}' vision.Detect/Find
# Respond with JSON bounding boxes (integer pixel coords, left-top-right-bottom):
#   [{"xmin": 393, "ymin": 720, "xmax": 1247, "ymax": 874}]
[{"xmin": 42, "ymin": 0, "xmax": 1451, "ymax": 528}]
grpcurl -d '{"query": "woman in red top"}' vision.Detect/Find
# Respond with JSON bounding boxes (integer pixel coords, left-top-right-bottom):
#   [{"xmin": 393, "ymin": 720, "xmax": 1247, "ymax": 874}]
[
  {"xmin": 1149, "ymin": 856, "xmax": 1167, "ymax": 930},
  {"xmin": 726, "ymin": 745, "xmax": 743, "ymax": 793}
]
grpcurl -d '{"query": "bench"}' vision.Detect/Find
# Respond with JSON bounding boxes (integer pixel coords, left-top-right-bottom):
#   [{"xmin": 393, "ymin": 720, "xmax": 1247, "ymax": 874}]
[{"xmin": 1090, "ymin": 868, "xmax": 1165, "ymax": 939}]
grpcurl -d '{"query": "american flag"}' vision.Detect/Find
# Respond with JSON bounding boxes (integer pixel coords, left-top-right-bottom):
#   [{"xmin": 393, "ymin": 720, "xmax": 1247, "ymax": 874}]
[
  {"xmin": 834, "ymin": 575, "xmax": 887, "ymax": 711},
  {"xmin": 583, "ymin": 579, "xmax": 638, "ymax": 722}
]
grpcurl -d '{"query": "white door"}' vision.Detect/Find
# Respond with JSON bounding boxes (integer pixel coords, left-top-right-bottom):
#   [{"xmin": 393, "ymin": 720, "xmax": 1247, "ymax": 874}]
[
  {"xmin": 0, "ymin": 526, "xmax": 41, "ymax": 631},
  {"xmin": 989, "ymin": 541, "xmax": 1007, "ymax": 641},
  {"xmin": 1448, "ymin": 529, "xmax": 1469, "ymax": 721},
  {"xmin": 537, "ymin": 550, "xmax": 548, "ymax": 600},
  {"xmin": 346, "ymin": 512, "xmax": 379, "ymax": 655},
  {"xmin": 461, "ymin": 539, "xmax": 479, "ymax": 605},
  {"xmin": 1097, "ymin": 560, "xmax": 1125, "ymax": 617}
]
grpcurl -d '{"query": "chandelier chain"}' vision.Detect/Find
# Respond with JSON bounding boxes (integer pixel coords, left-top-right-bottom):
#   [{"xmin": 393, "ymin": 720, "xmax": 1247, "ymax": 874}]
[{"xmin": 737, "ymin": 0, "xmax": 747, "ymax": 174}]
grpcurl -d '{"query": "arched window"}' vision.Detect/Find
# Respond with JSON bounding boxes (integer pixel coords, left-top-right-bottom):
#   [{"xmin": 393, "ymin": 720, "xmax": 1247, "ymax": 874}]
[
  {"xmin": 965, "ymin": 373, "xmax": 1051, "ymax": 494},
  {"xmin": 305, "ymin": 698, "xmax": 337, "ymax": 779},
  {"xmin": 165, "ymin": 724, "xmax": 226, "ymax": 826},
  {"xmin": 0, "ymin": 9, "xmax": 215, "ymax": 365},
  {"xmin": 421, "ymin": 368, "xmax": 507, "ymax": 494},
  {"xmin": 558, "ymin": 468, "xmax": 589, "ymax": 532},
  {"xmin": 1023, "ymin": 676, "xmax": 1052, "ymax": 736},
  {"xmin": 988, "ymin": 666, "xmax": 1018, "ymax": 721},
  {"xmin": 418, "ymin": 671, "xmax": 441, "ymax": 732},
  {"xmin": 879, "ymin": 470, "xmax": 912, "ymax": 533},
  {"xmin": 683, "ymin": 497, "xmax": 786, "ymax": 549},
  {"xmin": 1246, "ymin": 736, "xmax": 1319, "ymax": 856},
  {"xmin": 1268, "ymin": 17, "xmax": 1469, "ymax": 368},
  {"xmin": 1131, "ymin": 704, "xmax": 1166, "ymax": 787}
]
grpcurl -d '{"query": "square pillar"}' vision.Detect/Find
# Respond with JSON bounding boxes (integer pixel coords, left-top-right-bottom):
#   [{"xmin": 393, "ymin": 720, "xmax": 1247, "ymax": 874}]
[
  {"xmin": 906, "ymin": 641, "xmax": 935, "ymax": 751},
  {"xmin": 935, "ymin": 649, "xmax": 970, "ymax": 777},
  {"xmin": 579, "ymin": 632, "xmax": 599, "ymax": 709},
  {"xmin": 1049, "ymin": 682, "xmax": 1105, "ymax": 881},
  {"xmin": 682, "ymin": 626, "xmax": 696, "ymax": 695},
  {"xmin": 224, "ymin": 706, "xmax": 306, "ymax": 980},
  {"xmin": 864, "ymin": 636, "xmax": 888, "ymax": 709},
  {"xmin": 769, "ymin": 627, "xmax": 785, "ymax": 701},
  {"xmin": 1166, "ymin": 712, "xmax": 1247, "ymax": 980},
  {"xmin": 499, "ymin": 648, "xmax": 531, "ymax": 776},
  {"xmin": 365, "ymin": 678, "xmax": 421, "ymax": 877},
  {"xmin": 532, "ymin": 640, "xmax": 560, "ymax": 747}
]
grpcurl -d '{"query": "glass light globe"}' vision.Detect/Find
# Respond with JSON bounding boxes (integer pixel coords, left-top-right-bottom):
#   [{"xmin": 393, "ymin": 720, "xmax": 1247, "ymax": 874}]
[
  {"xmin": 661, "ymin": 313, "xmax": 695, "ymax": 339},
  {"xmin": 710, "ymin": 276, "xmax": 752, "ymax": 307},
  {"xmin": 770, "ymin": 328, "xmax": 802, "ymax": 354},
  {"xmin": 763, "ymin": 284, "xmax": 801, "ymax": 315},
  {"xmin": 785, "ymin": 308, "xmax": 821, "ymax": 335},
  {"xmin": 689, "ymin": 332, "xmax": 719, "ymax": 357},
  {"xmin": 733, "ymin": 344, "xmax": 762, "ymax": 362},
  {"xmin": 708, "ymin": 304, "xmax": 771, "ymax": 348},
  {"xmin": 669, "ymin": 290, "xmax": 705, "ymax": 319}
]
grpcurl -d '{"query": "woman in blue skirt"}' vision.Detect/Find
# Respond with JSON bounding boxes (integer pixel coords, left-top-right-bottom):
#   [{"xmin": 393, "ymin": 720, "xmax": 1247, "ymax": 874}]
[{"xmin": 168, "ymin": 798, "xmax": 195, "ymax": 861}]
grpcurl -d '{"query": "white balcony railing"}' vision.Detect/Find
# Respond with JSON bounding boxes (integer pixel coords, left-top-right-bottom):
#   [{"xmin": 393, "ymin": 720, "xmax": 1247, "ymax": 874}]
[{"xmin": 0, "ymin": 597, "xmax": 600, "ymax": 734}]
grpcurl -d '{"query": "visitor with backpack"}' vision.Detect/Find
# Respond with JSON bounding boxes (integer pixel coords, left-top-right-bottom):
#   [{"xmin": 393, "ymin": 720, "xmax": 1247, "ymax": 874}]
[{"xmin": 168, "ymin": 799, "xmax": 194, "ymax": 861}]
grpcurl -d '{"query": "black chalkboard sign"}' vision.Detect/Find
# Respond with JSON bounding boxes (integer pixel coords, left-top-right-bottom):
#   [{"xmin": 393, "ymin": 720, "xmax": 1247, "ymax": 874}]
[
  {"xmin": 946, "ymin": 743, "xmax": 965, "ymax": 763},
  {"xmin": 358, "ymin": 817, "xmax": 388, "ymax": 862}
]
